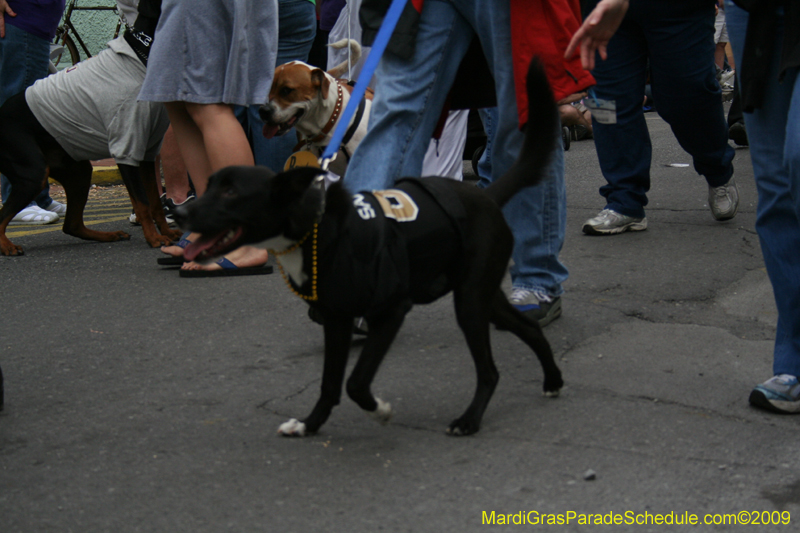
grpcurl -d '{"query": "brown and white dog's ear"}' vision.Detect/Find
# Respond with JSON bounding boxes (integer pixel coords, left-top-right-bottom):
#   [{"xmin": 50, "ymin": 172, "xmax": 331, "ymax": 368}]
[{"xmin": 310, "ymin": 68, "xmax": 331, "ymax": 100}]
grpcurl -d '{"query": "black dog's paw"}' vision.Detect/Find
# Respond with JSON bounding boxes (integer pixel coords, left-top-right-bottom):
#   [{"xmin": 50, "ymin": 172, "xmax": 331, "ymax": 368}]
[
  {"xmin": 446, "ymin": 417, "xmax": 480, "ymax": 436},
  {"xmin": 543, "ymin": 375, "xmax": 564, "ymax": 397},
  {"xmin": 277, "ymin": 418, "xmax": 308, "ymax": 437}
]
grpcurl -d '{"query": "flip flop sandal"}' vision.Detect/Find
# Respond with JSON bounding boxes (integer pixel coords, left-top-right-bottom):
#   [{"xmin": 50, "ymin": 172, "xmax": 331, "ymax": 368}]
[
  {"xmin": 178, "ymin": 257, "xmax": 274, "ymax": 278},
  {"xmin": 157, "ymin": 232, "xmax": 192, "ymax": 265}
]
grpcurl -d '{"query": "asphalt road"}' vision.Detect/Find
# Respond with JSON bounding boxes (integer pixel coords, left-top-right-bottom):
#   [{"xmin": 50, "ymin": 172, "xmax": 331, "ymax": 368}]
[{"xmin": 2, "ymin": 112, "xmax": 797, "ymax": 532}]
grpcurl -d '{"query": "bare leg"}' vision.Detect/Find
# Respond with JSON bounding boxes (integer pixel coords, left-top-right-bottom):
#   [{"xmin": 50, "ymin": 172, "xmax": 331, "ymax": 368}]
[
  {"xmin": 157, "ymin": 125, "xmax": 191, "ymax": 204},
  {"xmin": 161, "ymin": 101, "xmax": 268, "ymax": 270}
]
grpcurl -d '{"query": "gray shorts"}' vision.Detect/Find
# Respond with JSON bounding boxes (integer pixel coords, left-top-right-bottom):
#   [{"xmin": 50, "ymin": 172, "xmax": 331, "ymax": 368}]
[{"xmin": 715, "ymin": 9, "xmax": 729, "ymax": 44}]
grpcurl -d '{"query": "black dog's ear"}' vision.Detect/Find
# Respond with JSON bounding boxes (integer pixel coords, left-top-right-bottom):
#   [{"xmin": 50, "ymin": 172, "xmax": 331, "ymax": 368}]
[
  {"xmin": 208, "ymin": 165, "xmax": 275, "ymax": 190},
  {"xmin": 276, "ymin": 166, "xmax": 326, "ymax": 197}
]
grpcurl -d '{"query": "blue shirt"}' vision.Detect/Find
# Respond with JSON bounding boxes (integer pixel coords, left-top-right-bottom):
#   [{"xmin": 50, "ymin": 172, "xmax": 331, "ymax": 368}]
[{"xmin": 6, "ymin": 0, "xmax": 66, "ymax": 41}]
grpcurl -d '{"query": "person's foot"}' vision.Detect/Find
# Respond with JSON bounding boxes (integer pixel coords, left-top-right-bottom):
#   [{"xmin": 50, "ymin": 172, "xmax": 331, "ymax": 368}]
[
  {"xmin": 749, "ymin": 374, "xmax": 800, "ymax": 414},
  {"xmin": 180, "ymin": 245, "xmax": 269, "ymax": 272},
  {"xmin": 9, "ymin": 205, "xmax": 59, "ymax": 225},
  {"xmin": 161, "ymin": 231, "xmax": 195, "ymax": 258},
  {"xmin": 719, "ymin": 69, "xmax": 735, "ymax": 87},
  {"xmin": 729, "ymin": 121, "xmax": 748, "ymax": 146},
  {"xmin": 708, "ymin": 178, "xmax": 739, "ymax": 221},
  {"xmin": 582, "ymin": 209, "xmax": 647, "ymax": 235},
  {"xmin": 508, "ymin": 288, "xmax": 562, "ymax": 327},
  {"xmin": 43, "ymin": 200, "xmax": 67, "ymax": 218}
]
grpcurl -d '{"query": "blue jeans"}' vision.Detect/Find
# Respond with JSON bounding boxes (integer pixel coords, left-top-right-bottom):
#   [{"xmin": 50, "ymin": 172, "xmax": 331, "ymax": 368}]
[
  {"xmin": 235, "ymin": 0, "xmax": 316, "ymax": 172},
  {"xmin": 345, "ymin": 0, "xmax": 567, "ymax": 297},
  {"xmin": 588, "ymin": 0, "xmax": 735, "ymax": 219},
  {"xmin": 0, "ymin": 23, "xmax": 52, "ymax": 207},
  {"xmin": 726, "ymin": 3, "xmax": 800, "ymax": 376},
  {"xmin": 477, "ymin": 108, "xmax": 568, "ymax": 296}
]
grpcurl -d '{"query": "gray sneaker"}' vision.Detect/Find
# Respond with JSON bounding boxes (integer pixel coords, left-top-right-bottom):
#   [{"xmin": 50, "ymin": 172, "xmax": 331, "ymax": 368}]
[
  {"xmin": 508, "ymin": 288, "xmax": 562, "ymax": 327},
  {"xmin": 708, "ymin": 177, "xmax": 739, "ymax": 221},
  {"xmin": 583, "ymin": 209, "xmax": 647, "ymax": 235},
  {"xmin": 749, "ymin": 374, "xmax": 800, "ymax": 414}
]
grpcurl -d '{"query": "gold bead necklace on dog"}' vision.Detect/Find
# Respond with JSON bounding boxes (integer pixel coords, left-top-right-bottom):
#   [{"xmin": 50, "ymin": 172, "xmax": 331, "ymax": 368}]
[{"xmin": 269, "ymin": 223, "xmax": 319, "ymax": 302}]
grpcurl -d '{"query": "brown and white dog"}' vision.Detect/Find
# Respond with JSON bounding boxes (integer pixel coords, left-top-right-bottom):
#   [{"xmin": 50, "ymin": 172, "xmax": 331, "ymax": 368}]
[{"xmin": 259, "ymin": 40, "xmax": 371, "ymax": 176}]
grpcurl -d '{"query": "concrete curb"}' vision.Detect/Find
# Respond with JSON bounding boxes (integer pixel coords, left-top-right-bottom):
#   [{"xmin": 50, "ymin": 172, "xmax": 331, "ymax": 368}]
[
  {"xmin": 47, "ymin": 164, "xmax": 123, "ymax": 187},
  {"xmin": 91, "ymin": 165, "xmax": 123, "ymax": 186}
]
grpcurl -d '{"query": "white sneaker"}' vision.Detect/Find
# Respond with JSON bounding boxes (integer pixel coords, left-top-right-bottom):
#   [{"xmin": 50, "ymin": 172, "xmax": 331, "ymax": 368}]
[
  {"xmin": 719, "ymin": 69, "xmax": 735, "ymax": 87},
  {"xmin": 582, "ymin": 208, "xmax": 647, "ymax": 235},
  {"xmin": 43, "ymin": 200, "xmax": 67, "ymax": 218},
  {"xmin": 708, "ymin": 178, "xmax": 739, "ymax": 221},
  {"xmin": 9, "ymin": 205, "xmax": 60, "ymax": 225}
]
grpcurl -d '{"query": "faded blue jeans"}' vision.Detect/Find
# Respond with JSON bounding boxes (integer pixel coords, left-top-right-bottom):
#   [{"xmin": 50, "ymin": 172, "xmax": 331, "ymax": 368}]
[
  {"xmin": 344, "ymin": 0, "xmax": 568, "ymax": 297},
  {"xmin": 0, "ymin": 23, "xmax": 53, "ymax": 208},
  {"xmin": 235, "ymin": 0, "xmax": 317, "ymax": 172},
  {"xmin": 726, "ymin": 2, "xmax": 800, "ymax": 376}
]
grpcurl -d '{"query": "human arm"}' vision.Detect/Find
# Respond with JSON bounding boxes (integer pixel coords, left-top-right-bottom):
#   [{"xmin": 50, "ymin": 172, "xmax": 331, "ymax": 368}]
[
  {"xmin": 564, "ymin": 0, "xmax": 629, "ymax": 71},
  {"xmin": 1, "ymin": 0, "xmax": 17, "ymax": 39}
]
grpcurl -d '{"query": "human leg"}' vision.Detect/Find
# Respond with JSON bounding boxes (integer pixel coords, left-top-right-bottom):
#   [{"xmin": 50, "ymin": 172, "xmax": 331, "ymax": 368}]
[
  {"xmin": 643, "ymin": 2, "xmax": 735, "ymax": 197},
  {"xmin": 727, "ymin": 3, "xmax": 800, "ymax": 410},
  {"xmin": 162, "ymin": 101, "xmax": 269, "ymax": 269},
  {"xmin": 345, "ymin": 0, "xmax": 474, "ymax": 191},
  {"xmin": 464, "ymin": 0, "xmax": 568, "ymax": 322},
  {"xmin": 0, "ymin": 23, "xmax": 56, "ymax": 212},
  {"xmin": 584, "ymin": 1, "xmax": 652, "ymax": 220},
  {"xmin": 185, "ymin": 102, "xmax": 254, "ymax": 175},
  {"xmin": 159, "ymin": 125, "xmax": 192, "ymax": 203},
  {"xmin": 181, "ymin": 102, "xmax": 268, "ymax": 271}
]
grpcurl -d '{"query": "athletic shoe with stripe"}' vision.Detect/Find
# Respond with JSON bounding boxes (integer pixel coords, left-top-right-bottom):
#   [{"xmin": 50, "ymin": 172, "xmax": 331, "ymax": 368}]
[{"xmin": 749, "ymin": 374, "xmax": 800, "ymax": 414}]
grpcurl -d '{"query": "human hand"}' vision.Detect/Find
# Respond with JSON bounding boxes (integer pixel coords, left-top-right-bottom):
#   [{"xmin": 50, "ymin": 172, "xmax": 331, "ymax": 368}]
[
  {"xmin": 565, "ymin": 0, "xmax": 629, "ymax": 71},
  {"xmin": 1, "ymin": 0, "xmax": 18, "ymax": 39}
]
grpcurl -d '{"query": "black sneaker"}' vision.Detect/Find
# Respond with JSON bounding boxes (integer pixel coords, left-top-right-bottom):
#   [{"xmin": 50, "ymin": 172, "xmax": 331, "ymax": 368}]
[
  {"xmin": 163, "ymin": 193, "xmax": 196, "ymax": 226},
  {"xmin": 729, "ymin": 121, "xmax": 748, "ymax": 146}
]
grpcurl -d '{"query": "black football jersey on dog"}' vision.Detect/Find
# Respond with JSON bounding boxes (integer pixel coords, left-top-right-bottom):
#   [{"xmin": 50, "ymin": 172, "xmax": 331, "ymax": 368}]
[{"xmin": 315, "ymin": 178, "xmax": 467, "ymax": 320}]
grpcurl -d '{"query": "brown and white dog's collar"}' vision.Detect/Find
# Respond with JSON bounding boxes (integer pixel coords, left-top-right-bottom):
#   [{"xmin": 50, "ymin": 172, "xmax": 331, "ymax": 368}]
[{"xmin": 305, "ymin": 81, "xmax": 343, "ymax": 145}]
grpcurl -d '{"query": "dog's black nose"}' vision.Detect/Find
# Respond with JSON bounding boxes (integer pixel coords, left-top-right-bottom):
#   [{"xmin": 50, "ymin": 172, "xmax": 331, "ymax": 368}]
[{"xmin": 258, "ymin": 104, "xmax": 271, "ymax": 123}]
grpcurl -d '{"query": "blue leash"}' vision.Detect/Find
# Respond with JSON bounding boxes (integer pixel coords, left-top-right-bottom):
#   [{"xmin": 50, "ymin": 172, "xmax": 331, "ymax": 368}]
[{"xmin": 319, "ymin": 0, "xmax": 409, "ymax": 170}]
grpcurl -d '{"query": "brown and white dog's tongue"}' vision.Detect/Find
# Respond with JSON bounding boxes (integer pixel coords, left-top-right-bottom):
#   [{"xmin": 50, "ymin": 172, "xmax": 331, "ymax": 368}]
[{"xmin": 262, "ymin": 123, "xmax": 280, "ymax": 139}]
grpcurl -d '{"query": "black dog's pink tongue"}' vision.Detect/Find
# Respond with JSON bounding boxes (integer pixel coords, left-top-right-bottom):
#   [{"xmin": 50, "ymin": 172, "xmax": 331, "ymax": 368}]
[
  {"xmin": 183, "ymin": 235, "xmax": 220, "ymax": 262},
  {"xmin": 262, "ymin": 123, "xmax": 279, "ymax": 139}
]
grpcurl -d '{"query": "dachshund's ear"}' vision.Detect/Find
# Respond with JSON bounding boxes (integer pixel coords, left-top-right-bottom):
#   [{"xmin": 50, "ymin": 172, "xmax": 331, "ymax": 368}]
[{"xmin": 311, "ymin": 68, "xmax": 331, "ymax": 100}]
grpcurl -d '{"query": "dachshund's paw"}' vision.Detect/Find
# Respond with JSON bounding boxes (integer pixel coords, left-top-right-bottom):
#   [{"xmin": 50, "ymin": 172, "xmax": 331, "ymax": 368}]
[
  {"xmin": 277, "ymin": 418, "xmax": 306, "ymax": 437},
  {"xmin": 366, "ymin": 398, "xmax": 392, "ymax": 425}
]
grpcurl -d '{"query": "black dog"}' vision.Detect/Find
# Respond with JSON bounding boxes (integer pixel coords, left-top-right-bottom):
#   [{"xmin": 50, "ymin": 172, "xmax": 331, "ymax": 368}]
[
  {"xmin": 0, "ymin": 92, "xmax": 179, "ymax": 256},
  {"xmin": 175, "ymin": 58, "xmax": 563, "ymax": 437}
]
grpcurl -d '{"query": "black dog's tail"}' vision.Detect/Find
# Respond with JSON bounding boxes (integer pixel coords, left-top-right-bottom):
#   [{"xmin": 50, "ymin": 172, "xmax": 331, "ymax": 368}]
[{"xmin": 484, "ymin": 58, "xmax": 560, "ymax": 208}]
